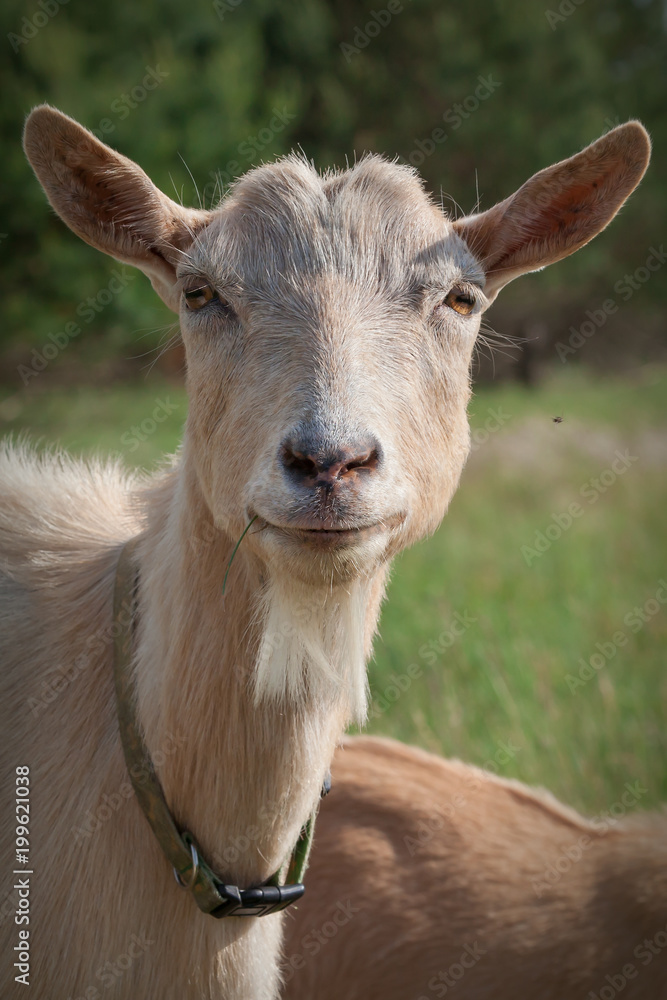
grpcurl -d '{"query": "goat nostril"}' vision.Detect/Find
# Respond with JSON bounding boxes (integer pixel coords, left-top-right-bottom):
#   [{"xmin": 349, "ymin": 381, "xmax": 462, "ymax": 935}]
[
  {"xmin": 345, "ymin": 448, "xmax": 379, "ymax": 474},
  {"xmin": 281, "ymin": 447, "xmax": 319, "ymax": 477}
]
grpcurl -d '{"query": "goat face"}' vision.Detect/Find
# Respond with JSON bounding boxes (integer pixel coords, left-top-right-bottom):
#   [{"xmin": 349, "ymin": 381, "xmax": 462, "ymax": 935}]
[
  {"xmin": 181, "ymin": 156, "xmax": 480, "ymax": 583},
  {"xmin": 23, "ymin": 107, "xmax": 650, "ymax": 586}
]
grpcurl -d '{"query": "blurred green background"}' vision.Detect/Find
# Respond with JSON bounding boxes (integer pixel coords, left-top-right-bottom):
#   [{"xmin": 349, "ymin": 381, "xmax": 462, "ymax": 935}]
[{"xmin": 2, "ymin": 0, "xmax": 665, "ymax": 813}]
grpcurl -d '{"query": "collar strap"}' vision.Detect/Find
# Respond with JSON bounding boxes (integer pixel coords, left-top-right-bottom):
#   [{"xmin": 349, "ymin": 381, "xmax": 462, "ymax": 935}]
[{"xmin": 112, "ymin": 537, "xmax": 318, "ymax": 918}]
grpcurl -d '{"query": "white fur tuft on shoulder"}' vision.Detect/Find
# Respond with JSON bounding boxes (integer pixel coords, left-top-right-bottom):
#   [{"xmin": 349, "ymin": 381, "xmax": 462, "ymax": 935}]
[{"xmin": 0, "ymin": 439, "xmax": 146, "ymax": 560}]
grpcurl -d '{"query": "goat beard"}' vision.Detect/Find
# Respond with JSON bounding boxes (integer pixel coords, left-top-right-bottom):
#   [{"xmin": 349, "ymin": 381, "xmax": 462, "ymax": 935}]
[{"xmin": 252, "ymin": 573, "xmax": 370, "ymax": 724}]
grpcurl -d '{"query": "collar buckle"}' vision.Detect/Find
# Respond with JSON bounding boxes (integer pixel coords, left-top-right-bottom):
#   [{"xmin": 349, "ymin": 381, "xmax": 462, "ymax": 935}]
[{"xmin": 210, "ymin": 881, "xmax": 306, "ymax": 918}]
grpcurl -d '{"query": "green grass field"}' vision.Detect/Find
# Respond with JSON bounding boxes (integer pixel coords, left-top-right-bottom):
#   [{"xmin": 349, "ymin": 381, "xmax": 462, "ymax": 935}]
[{"xmin": 1, "ymin": 363, "xmax": 665, "ymax": 815}]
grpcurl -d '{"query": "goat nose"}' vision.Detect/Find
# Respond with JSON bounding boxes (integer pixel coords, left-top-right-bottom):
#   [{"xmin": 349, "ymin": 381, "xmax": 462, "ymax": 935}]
[{"xmin": 280, "ymin": 434, "xmax": 381, "ymax": 487}]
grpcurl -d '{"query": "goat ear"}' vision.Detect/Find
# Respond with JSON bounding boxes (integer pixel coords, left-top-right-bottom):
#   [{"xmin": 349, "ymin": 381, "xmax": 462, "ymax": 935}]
[
  {"xmin": 23, "ymin": 105, "xmax": 213, "ymax": 312},
  {"xmin": 453, "ymin": 122, "xmax": 651, "ymax": 301}
]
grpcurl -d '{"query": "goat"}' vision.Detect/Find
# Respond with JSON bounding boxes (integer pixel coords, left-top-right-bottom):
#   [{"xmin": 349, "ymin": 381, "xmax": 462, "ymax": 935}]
[
  {"xmin": 0, "ymin": 106, "xmax": 650, "ymax": 999},
  {"xmin": 283, "ymin": 736, "xmax": 667, "ymax": 999}
]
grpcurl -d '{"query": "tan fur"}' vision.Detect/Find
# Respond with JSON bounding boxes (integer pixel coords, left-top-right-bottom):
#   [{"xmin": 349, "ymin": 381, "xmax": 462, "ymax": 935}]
[
  {"xmin": 0, "ymin": 107, "xmax": 650, "ymax": 998},
  {"xmin": 284, "ymin": 736, "xmax": 667, "ymax": 1000}
]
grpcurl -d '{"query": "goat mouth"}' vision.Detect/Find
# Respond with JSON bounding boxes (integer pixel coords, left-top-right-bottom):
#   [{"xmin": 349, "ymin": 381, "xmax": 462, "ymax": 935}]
[{"xmin": 253, "ymin": 513, "xmax": 405, "ymax": 550}]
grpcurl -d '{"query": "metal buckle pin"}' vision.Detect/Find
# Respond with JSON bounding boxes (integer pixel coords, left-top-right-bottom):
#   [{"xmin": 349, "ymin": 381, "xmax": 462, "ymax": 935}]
[{"xmin": 174, "ymin": 838, "xmax": 199, "ymax": 889}]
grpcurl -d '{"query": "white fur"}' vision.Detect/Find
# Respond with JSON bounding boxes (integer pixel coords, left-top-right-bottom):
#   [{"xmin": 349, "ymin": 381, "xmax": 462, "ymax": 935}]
[{"xmin": 253, "ymin": 575, "xmax": 370, "ymax": 722}]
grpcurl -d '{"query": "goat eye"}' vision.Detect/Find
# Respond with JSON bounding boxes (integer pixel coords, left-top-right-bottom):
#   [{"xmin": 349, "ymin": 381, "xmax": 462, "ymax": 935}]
[
  {"xmin": 183, "ymin": 284, "xmax": 216, "ymax": 310},
  {"xmin": 443, "ymin": 287, "xmax": 476, "ymax": 316}
]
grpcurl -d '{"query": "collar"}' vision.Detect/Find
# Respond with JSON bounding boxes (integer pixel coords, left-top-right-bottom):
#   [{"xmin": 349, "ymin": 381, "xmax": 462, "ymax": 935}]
[{"xmin": 112, "ymin": 537, "xmax": 319, "ymax": 918}]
